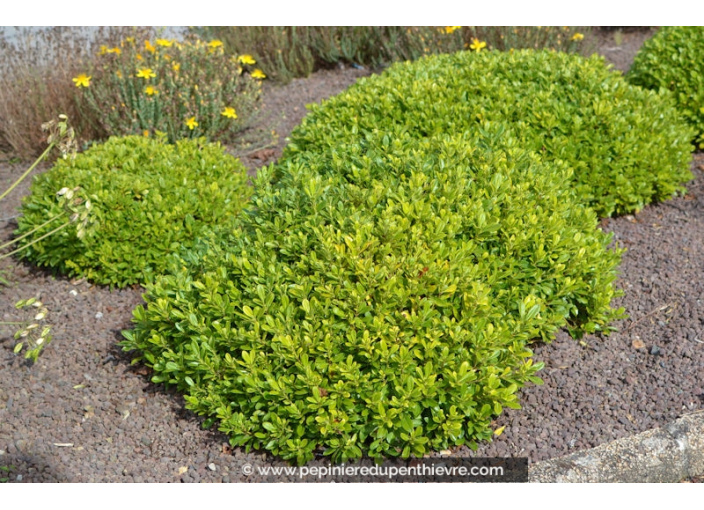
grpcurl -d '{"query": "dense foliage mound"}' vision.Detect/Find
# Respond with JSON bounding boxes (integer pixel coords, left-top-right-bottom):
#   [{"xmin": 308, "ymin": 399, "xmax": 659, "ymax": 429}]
[
  {"xmin": 122, "ymin": 131, "xmax": 624, "ymax": 464},
  {"xmin": 15, "ymin": 135, "xmax": 252, "ymax": 287},
  {"xmin": 284, "ymin": 49, "xmax": 694, "ymax": 217},
  {"xmin": 628, "ymin": 26, "xmax": 704, "ymax": 149}
]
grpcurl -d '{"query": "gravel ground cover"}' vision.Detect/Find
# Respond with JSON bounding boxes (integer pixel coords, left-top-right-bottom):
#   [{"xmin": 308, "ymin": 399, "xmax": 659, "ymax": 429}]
[{"xmin": 2, "ymin": 27, "xmax": 703, "ymax": 483}]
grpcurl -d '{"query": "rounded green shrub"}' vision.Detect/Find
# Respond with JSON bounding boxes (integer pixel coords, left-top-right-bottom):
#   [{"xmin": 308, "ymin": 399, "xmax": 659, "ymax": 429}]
[
  {"xmin": 284, "ymin": 49, "xmax": 694, "ymax": 217},
  {"xmin": 122, "ymin": 130, "xmax": 624, "ymax": 464},
  {"xmin": 15, "ymin": 135, "xmax": 252, "ymax": 287},
  {"xmin": 627, "ymin": 26, "xmax": 704, "ymax": 149}
]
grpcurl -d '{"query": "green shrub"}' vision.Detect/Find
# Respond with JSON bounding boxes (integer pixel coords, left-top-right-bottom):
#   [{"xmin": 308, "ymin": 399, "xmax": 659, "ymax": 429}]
[
  {"xmin": 627, "ymin": 26, "xmax": 704, "ymax": 149},
  {"xmin": 284, "ymin": 49, "xmax": 694, "ymax": 217},
  {"xmin": 75, "ymin": 37, "xmax": 262, "ymax": 144},
  {"xmin": 122, "ymin": 130, "xmax": 624, "ymax": 464},
  {"xmin": 14, "ymin": 135, "xmax": 252, "ymax": 287}
]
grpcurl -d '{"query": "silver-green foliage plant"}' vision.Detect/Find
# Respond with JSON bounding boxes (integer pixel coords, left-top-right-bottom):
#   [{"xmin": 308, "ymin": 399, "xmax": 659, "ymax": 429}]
[
  {"xmin": 122, "ymin": 130, "xmax": 624, "ymax": 465},
  {"xmin": 14, "ymin": 135, "xmax": 252, "ymax": 287},
  {"xmin": 627, "ymin": 26, "xmax": 704, "ymax": 150},
  {"xmin": 285, "ymin": 49, "xmax": 694, "ymax": 217}
]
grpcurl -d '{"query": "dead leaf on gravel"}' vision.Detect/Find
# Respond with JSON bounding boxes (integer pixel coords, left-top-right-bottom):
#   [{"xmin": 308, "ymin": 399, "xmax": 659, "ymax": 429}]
[
  {"xmin": 177, "ymin": 466, "xmax": 188, "ymax": 475},
  {"xmin": 632, "ymin": 339, "xmax": 646, "ymax": 350},
  {"xmin": 222, "ymin": 444, "xmax": 232, "ymax": 455}
]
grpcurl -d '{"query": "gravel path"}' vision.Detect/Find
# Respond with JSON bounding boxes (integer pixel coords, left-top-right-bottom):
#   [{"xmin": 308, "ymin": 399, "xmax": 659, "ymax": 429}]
[{"xmin": 3, "ymin": 28, "xmax": 702, "ymax": 483}]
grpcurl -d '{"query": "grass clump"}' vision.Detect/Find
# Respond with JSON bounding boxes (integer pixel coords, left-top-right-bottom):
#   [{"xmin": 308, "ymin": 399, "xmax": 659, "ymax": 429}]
[
  {"xmin": 75, "ymin": 36, "xmax": 263, "ymax": 144},
  {"xmin": 122, "ymin": 130, "xmax": 624, "ymax": 464},
  {"xmin": 627, "ymin": 26, "xmax": 704, "ymax": 149},
  {"xmin": 193, "ymin": 26, "xmax": 590, "ymax": 84},
  {"xmin": 285, "ymin": 49, "xmax": 694, "ymax": 217},
  {"xmin": 14, "ymin": 135, "xmax": 252, "ymax": 287}
]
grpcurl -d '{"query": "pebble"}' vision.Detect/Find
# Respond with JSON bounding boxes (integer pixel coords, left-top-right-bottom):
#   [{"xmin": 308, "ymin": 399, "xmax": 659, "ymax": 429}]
[
  {"xmin": 208, "ymin": 463, "xmax": 217, "ymax": 471},
  {"xmin": 95, "ymin": 312, "xmax": 103, "ymax": 319}
]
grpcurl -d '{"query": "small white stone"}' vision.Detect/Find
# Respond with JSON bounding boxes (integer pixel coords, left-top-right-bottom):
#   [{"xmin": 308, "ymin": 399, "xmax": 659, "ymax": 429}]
[
  {"xmin": 95, "ymin": 312, "xmax": 103, "ymax": 319},
  {"xmin": 69, "ymin": 289, "xmax": 78, "ymax": 297},
  {"xmin": 208, "ymin": 463, "xmax": 217, "ymax": 471}
]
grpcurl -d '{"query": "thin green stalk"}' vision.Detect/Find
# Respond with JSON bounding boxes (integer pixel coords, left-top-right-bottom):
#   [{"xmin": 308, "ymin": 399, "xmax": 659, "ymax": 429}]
[
  {"xmin": 0, "ymin": 143, "xmax": 54, "ymax": 202},
  {"xmin": 0, "ymin": 213, "xmax": 64, "ymax": 251},
  {"xmin": 0, "ymin": 221, "xmax": 70, "ymax": 260}
]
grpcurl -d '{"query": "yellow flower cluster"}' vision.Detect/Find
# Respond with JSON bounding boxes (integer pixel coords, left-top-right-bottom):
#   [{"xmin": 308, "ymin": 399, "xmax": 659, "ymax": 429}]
[
  {"xmin": 445, "ymin": 26, "xmax": 461, "ymax": 34},
  {"xmin": 72, "ymin": 73, "xmax": 91, "ymax": 88},
  {"xmin": 221, "ymin": 107, "xmax": 237, "ymax": 119},
  {"xmin": 469, "ymin": 38, "xmax": 487, "ymax": 52},
  {"xmin": 136, "ymin": 68, "xmax": 156, "ymax": 80},
  {"xmin": 99, "ymin": 45, "xmax": 122, "ymax": 56}
]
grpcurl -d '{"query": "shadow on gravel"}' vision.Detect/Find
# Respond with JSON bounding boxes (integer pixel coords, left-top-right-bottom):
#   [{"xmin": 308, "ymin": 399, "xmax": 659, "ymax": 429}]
[{"xmin": 1, "ymin": 452, "xmax": 68, "ymax": 483}]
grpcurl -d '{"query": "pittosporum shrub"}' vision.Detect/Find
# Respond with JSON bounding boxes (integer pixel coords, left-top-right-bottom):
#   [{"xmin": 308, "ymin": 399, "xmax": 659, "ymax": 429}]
[
  {"xmin": 121, "ymin": 130, "xmax": 624, "ymax": 464},
  {"xmin": 15, "ymin": 135, "xmax": 252, "ymax": 287},
  {"xmin": 284, "ymin": 49, "xmax": 694, "ymax": 217},
  {"xmin": 627, "ymin": 26, "xmax": 704, "ymax": 149}
]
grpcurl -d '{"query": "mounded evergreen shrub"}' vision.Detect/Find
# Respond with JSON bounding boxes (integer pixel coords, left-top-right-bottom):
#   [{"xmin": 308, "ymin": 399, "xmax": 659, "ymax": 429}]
[
  {"xmin": 15, "ymin": 135, "xmax": 252, "ymax": 287},
  {"xmin": 627, "ymin": 26, "xmax": 704, "ymax": 149},
  {"xmin": 284, "ymin": 49, "xmax": 694, "ymax": 217},
  {"xmin": 122, "ymin": 130, "xmax": 624, "ymax": 464}
]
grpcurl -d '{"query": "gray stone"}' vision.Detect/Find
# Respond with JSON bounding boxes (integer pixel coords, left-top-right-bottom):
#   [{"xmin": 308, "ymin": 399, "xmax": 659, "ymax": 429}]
[{"xmin": 530, "ymin": 410, "xmax": 704, "ymax": 482}]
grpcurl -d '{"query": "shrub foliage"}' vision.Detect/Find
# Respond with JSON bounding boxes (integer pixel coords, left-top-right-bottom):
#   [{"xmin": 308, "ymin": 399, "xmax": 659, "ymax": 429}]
[
  {"xmin": 15, "ymin": 135, "xmax": 252, "ymax": 287},
  {"xmin": 285, "ymin": 50, "xmax": 694, "ymax": 217},
  {"xmin": 627, "ymin": 26, "xmax": 704, "ymax": 149},
  {"xmin": 122, "ymin": 131, "xmax": 624, "ymax": 464}
]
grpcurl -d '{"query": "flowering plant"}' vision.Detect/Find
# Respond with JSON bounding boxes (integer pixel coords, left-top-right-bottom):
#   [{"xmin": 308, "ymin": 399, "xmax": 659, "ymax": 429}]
[{"xmin": 75, "ymin": 37, "xmax": 262, "ymax": 143}]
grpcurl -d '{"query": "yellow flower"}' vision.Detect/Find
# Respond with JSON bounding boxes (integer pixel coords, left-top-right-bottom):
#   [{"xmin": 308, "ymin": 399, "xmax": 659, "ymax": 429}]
[
  {"xmin": 445, "ymin": 26, "xmax": 461, "ymax": 34},
  {"xmin": 172, "ymin": 62, "xmax": 180, "ymax": 72},
  {"xmin": 136, "ymin": 68, "xmax": 156, "ymax": 80},
  {"xmin": 571, "ymin": 32, "xmax": 585, "ymax": 42},
  {"xmin": 469, "ymin": 38, "xmax": 487, "ymax": 52},
  {"xmin": 144, "ymin": 85, "xmax": 158, "ymax": 96},
  {"xmin": 185, "ymin": 117, "xmax": 198, "ymax": 130},
  {"xmin": 145, "ymin": 40, "xmax": 156, "ymax": 53},
  {"xmin": 136, "ymin": 53, "xmax": 143, "ymax": 61},
  {"xmin": 125, "ymin": 37, "xmax": 135, "ymax": 44},
  {"xmin": 107, "ymin": 47, "xmax": 121, "ymax": 55},
  {"xmin": 143, "ymin": 130, "xmax": 150, "ymax": 137},
  {"xmin": 72, "ymin": 73, "xmax": 91, "ymax": 88},
  {"xmin": 221, "ymin": 107, "xmax": 237, "ymax": 119},
  {"xmin": 237, "ymin": 54, "xmax": 256, "ymax": 65},
  {"xmin": 208, "ymin": 39, "xmax": 224, "ymax": 49},
  {"xmin": 116, "ymin": 70, "xmax": 123, "ymax": 79},
  {"xmin": 251, "ymin": 68, "xmax": 266, "ymax": 79},
  {"xmin": 156, "ymin": 38, "xmax": 173, "ymax": 47},
  {"xmin": 99, "ymin": 45, "xmax": 108, "ymax": 55}
]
